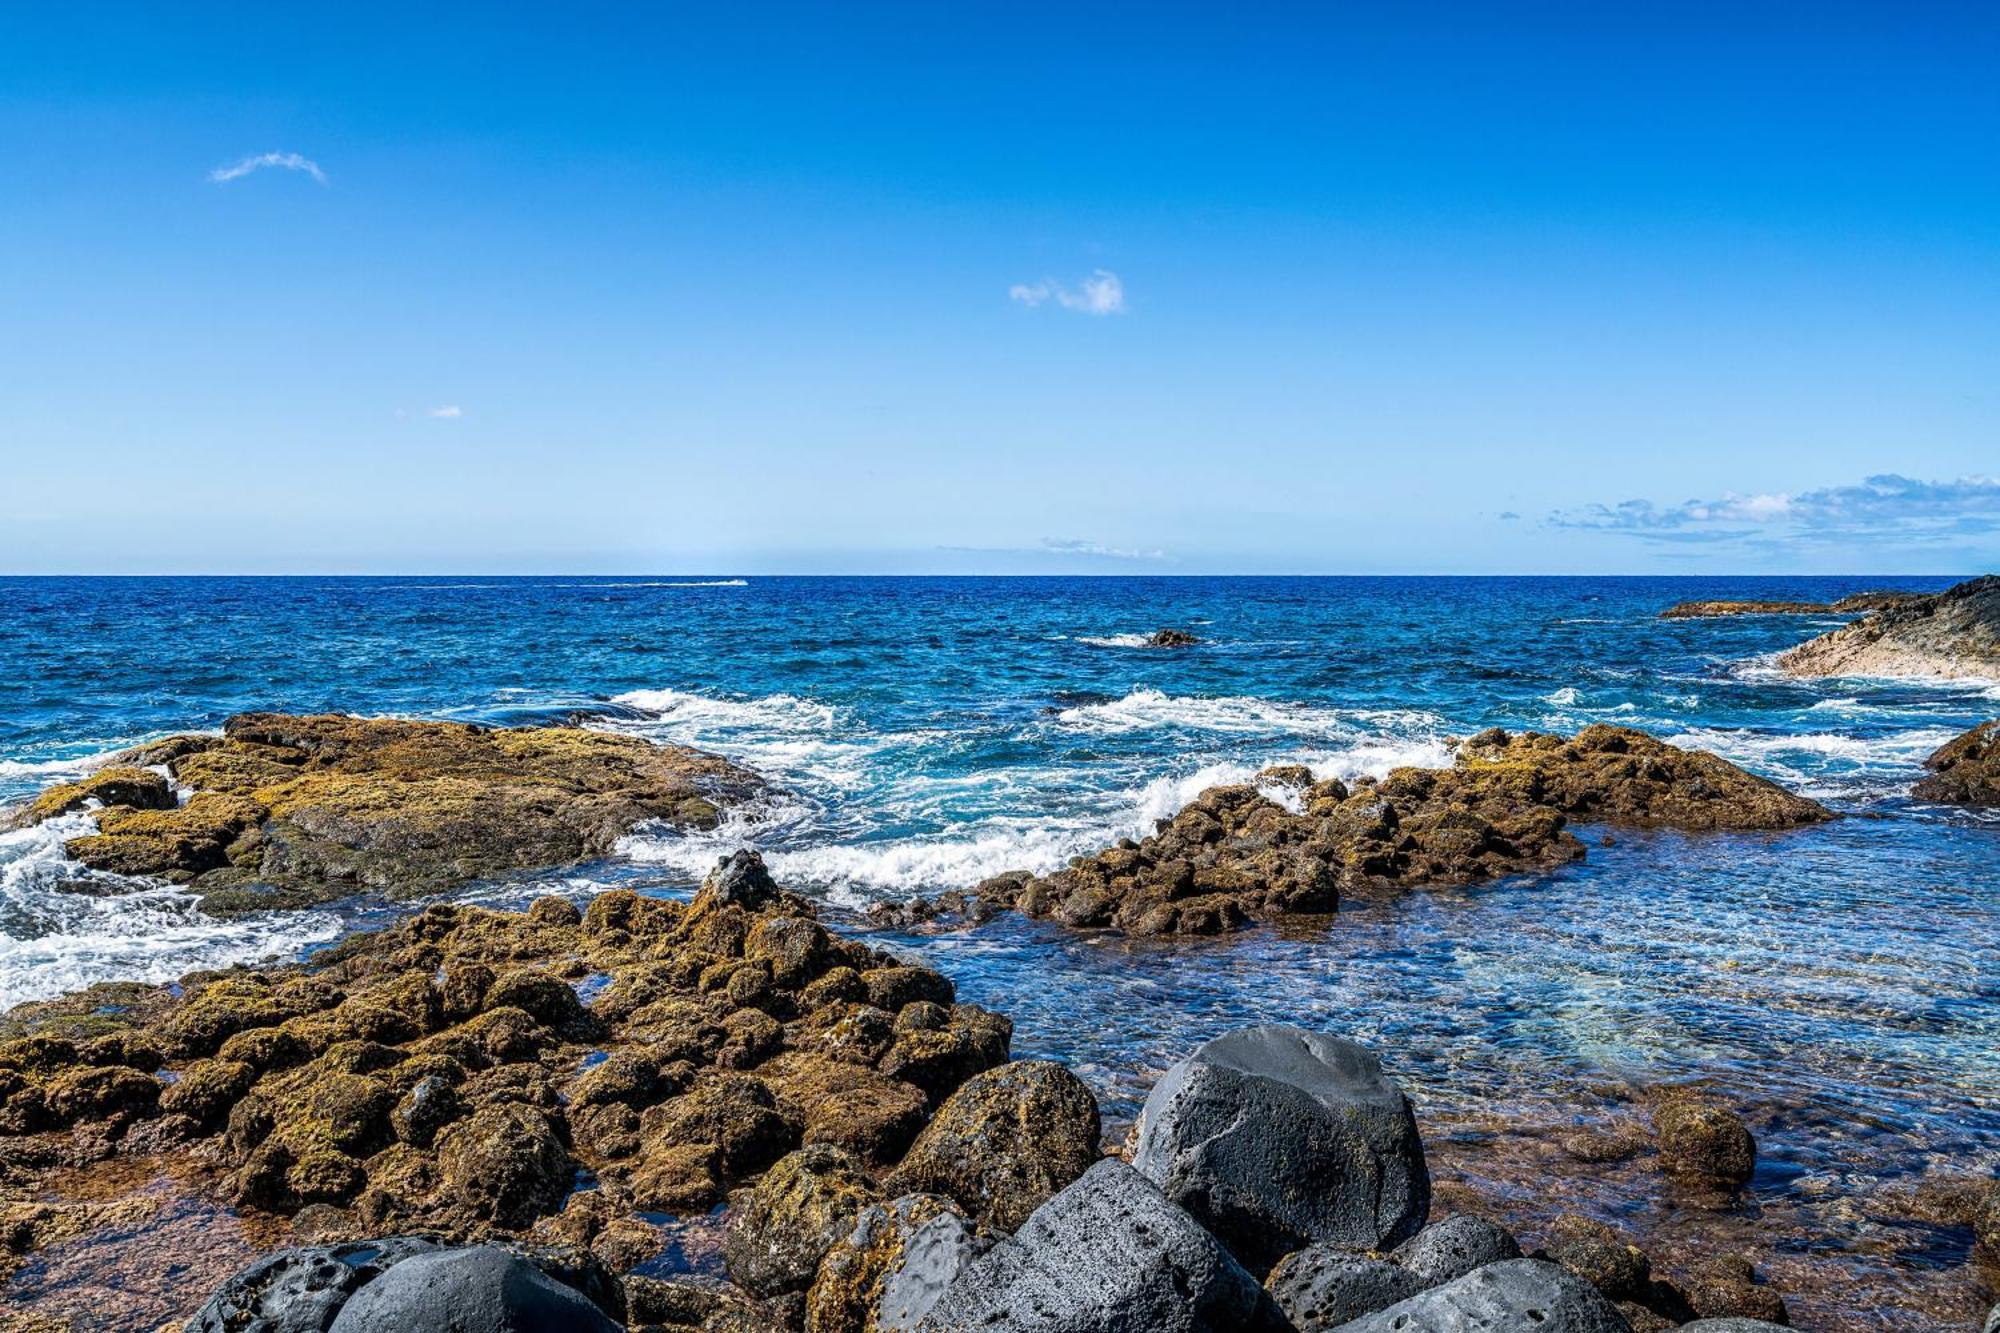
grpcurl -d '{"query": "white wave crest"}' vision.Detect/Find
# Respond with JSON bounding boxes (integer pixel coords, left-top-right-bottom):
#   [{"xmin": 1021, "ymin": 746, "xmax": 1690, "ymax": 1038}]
[
  {"xmin": 1077, "ymin": 634, "xmax": 1153, "ymax": 649},
  {"xmin": 0, "ymin": 815, "xmax": 341, "ymax": 1009}
]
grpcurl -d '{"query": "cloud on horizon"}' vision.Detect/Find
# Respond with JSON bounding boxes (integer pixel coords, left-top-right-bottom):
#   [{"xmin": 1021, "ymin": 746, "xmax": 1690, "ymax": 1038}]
[
  {"xmin": 426, "ymin": 405, "xmax": 463, "ymax": 419},
  {"xmin": 209, "ymin": 151, "xmax": 327, "ymax": 185},
  {"xmin": 940, "ymin": 536, "xmax": 1169, "ymax": 561},
  {"xmin": 1009, "ymin": 269, "xmax": 1126, "ymax": 316},
  {"xmin": 1547, "ymin": 473, "xmax": 2000, "ymax": 547}
]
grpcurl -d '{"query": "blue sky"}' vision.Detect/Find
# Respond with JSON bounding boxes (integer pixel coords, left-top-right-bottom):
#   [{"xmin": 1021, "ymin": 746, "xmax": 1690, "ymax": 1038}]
[{"xmin": 3, "ymin": 3, "xmax": 1997, "ymax": 574}]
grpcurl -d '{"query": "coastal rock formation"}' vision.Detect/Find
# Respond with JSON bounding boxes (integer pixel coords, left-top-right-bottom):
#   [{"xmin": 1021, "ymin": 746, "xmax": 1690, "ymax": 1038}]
[
  {"xmin": 4, "ymin": 712, "xmax": 763, "ymax": 910},
  {"xmin": 883, "ymin": 724, "xmax": 1829, "ymax": 937},
  {"xmin": 1660, "ymin": 592, "xmax": 1920, "ymax": 619},
  {"xmin": 0, "ymin": 853, "xmax": 1011, "ymax": 1274},
  {"xmin": 1911, "ymin": 720, "xmax": 2000, "ymax": 805},
  {"xmin": 1778, "ymin": 574, "xmax": 2000, "ymax": 679},
  {"xmin": 1148, "ymin": 628, "xmax": 1200, "ymax": 647},
  {"xmin": 1131, "ymin": 1025, "xmax": 1430, "ymax": 1270},
  {"xmin": 326, "ymin": 1245, "xmax": 621, "ymax": 1332},
  {"xmin": 1654, "ymin": 1095, "xmax": 1757, "ymax": 1188}
]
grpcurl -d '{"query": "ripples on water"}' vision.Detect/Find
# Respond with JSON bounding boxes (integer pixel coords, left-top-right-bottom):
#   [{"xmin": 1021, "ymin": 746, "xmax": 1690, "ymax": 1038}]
[{"xmin": 1, "ymin": 575, "xmax": 1996, "ymax": 1327}]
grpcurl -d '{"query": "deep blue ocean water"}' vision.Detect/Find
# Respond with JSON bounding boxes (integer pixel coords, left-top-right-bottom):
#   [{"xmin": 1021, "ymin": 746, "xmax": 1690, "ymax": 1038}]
[{"xmin": 2, "ymin": 575, "xmax": 1996, "ymax": 1326}]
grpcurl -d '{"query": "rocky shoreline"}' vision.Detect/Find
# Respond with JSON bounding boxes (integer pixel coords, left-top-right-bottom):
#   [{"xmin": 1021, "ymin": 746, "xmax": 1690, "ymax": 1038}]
[
  {"xmin": 1658, "ymin": 592, "xmax": 1921, "ymax": 619},
  {"xmin": 876, "ymin": 725, "xmax": 1832, "ymax": 937},
  {"xmin": 1776, "ymin": 575, "xmax": 2000, "ymax": 680},
  {"xmin": 3, "ymin": 713, "xmax": 763, "ymax": 914},
  {"xmin": 2, "ymin": 857, "xmax": 1995, "ymax": 1330}
]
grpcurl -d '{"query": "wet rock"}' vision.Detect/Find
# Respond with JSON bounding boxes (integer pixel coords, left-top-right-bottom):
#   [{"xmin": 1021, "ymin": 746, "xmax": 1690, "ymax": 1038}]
[
  {"xmin": 916, "ymin": 1160, "xmax": 1288, "ymax": 1332},
  {"xmin": 1654, "ymin": 1096, "xmax": 1756, "ymax": 1187},
  {"xmin": 1148, "ymin": 628, "xmax": 1199, "ymax": 647},
  {"xmin": 1543, "ymin": 1214, "xmax": 1651, "ymax": 1303},
  {"xmin": 1679, "ymin": 1322, "xmax": 1792, "ymax": 1332},
  {"xmin": 947, "ymin": 725, "xmax": 1821, "ymax": 938},
  {"xmin": 724, "ymin": 1143, "xmax": 880, "ymax": 1297},
  {"xmin": 627, "ymin": 1274, "xmax": 786, "ymax": 1330},
  {"xmin": 7, "ymin": 766, "xmax": 176, "ymax": 826},
  {"xmin": 1912, "ymin": 720, "xmax": 2000, "ymax": 806},
  {"xmin": 1391, "ymin": 1213, "xmax": 1522, "ymax": 1285},
  {"xmin": 1679, "ymin": 1256, "xmax": 1789, "ymax": 1324},
  {"xmin": 1449, "ymin": 725, "xmax": 1831, "ymax": 831},
  {"xmin": 325, "ymin": 1245, "xmax": 619, "ymax": 1332},
  {"xmin": 15, "ymin": 712, "xmax": 763, "ymax": 908},
  {"xmin": 1265, "ymin": 1247, "xmax": 1425, "ymax": 1330},
  {"xmin": 1780, "ymin": 574, "xmax": 2000, "ymax": 679},
  {"xmin": 1978, "ymin": 1179, "xmax": 2000, "ymax": 1252},
  {"xmin": 1332, "ymin": 1257, "xmax": 1631, "ymax": 1332},
  {"xmin": 1, "ymin": 863, "xmax": 1007, "ymax": 1276},
  {"xmin": 885, "ymin": 1060, "xmax": 1101, "ymax": 1231},
  {"xmin": 1131, "ymin": 1025, "xmax": 1428, "ymax": 1271},
  {"xmin": 806, "ymin": 1193, "xmax": 991, "ymax": 1333}
]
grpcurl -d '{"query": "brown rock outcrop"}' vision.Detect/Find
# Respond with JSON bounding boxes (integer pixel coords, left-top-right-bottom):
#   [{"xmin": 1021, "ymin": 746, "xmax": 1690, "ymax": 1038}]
[
  {"xmin": 1778, "ymin": 574, "xmax": 2000, "ymax": 679},
  {"xmin": 1911, "ymin": 720, "xmax": 2000, "ymax": 806},
  {"xmin": 4, "ymin": 713, "xmax": 763, "ymax": 911}
]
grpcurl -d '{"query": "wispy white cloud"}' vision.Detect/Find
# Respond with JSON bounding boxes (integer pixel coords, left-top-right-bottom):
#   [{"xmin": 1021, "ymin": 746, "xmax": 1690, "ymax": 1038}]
[
  {"xmin": 1038, "ymin": 536, "xmax": 1164, "ymax": 560},
  {"xmin": 209, "ymin": 151, "xmax": 327, "ymax": 185},
  {"xmin": 940, "ymin": 537, "xmax": 1168, "ymax": 561},
  {"xmin": 1009, "ymin": 269, "xmax": 1126, "ymax": 316},
  {"xmin": 1547, "ymin": 473, "xmax": 2000, "ymax": 547},
  {"xmin": 426, "ymin": 405, "xmax": 463, "ymax": 419}
]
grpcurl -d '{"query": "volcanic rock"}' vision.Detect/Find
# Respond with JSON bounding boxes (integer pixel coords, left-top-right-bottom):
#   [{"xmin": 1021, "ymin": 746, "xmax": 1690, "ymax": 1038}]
[
  {"xmin": 1779, "ymin": 574, "xmax": 2000, "ymax": 679},
  {"xmin": 1130, "ymin": 1025, "xmax": 1428, "ymax": 1271},
  {"xmin": 1912, "ymin": 720, "xmax": 2000, "ymax": 805}
]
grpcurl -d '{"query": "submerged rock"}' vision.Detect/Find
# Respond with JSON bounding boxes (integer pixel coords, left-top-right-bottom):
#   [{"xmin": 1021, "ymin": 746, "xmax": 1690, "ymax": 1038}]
[
  {"xmin": 1911, "ymin": 720, "xmax": 2000, "ymax": 806},
  {"xmin": 1654, "ymin": 1095, "xmax": 1757, "ymax": 1187},
  {"xmin": 1779, "ymin": 573, "xmax": 2000, "ymax": 679},
  {"xmin": 4, "ymin": 712, "xmax": 764, "ymax": 910},
  {"xmin": 915, "ymin": 1159, "xmax": 1288, "ymax": 1332},
  {"xmin": 1130, "ymin": 1025, "xmax": 1429, "ymax": 1271}
]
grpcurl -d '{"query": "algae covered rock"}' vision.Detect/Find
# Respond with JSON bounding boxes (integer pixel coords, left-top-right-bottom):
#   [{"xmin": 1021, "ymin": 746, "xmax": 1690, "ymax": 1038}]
[
  {"xmin": 920, "ymin": 724, "xmax": 1822, "ymax": 938},
  {"xmin": 11, "ymin": 712, "xmax": 764, "ymax": 908},
  {"xmin": 724, "ymin": 1143, "xmax": 881, "ymax": 1297},
  {"xmin": 1912, "ymin": 720, "xmax": 2000, "ymax": 806},
  {"xmin": 0, "ymin": 857, "xmax": 1009, "ymax": 1263},
  {"xmin": 805, "ymin": 1193, "xmax": 991, "ymax": 1333},
  {"xmin": 884, "ymin": 1060, "xmax": 1100, "ymax": 1231},
  {"xmin": 1130, "ymin": 1025, "xmax": 1429, "ymax": 1271},
  {"xmin": 1654, "ymin": 1095, "xmax": 1756, "ymax": 1187}
]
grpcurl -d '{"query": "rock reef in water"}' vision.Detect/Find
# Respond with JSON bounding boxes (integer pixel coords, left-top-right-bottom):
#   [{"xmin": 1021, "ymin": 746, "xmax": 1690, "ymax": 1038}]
[
  {"xmin": 3, "ymin": 712, "xmax": 764, "ymax": 911},
  {"xmin": 1148, "ymin": 628, "xmax": 1200, "ymax": 647},
  {"xmin": 1660, "ymin": 592, "xmax": 1921, "ymax": 619},
  {"xmin": 1777, "ymin": 574, "xmax": 2000, "ymax": 680},
  {"xmin": 884, "ymin": 725, "xmax": 1830, "ymax": 937},
  {"xmin": 0, "ymin": 852, "xmax": 1016, "ymax": 1274},
  {"xmin": 1911, "ymin": 720, "xmax": 2000, "ymax": 806}
]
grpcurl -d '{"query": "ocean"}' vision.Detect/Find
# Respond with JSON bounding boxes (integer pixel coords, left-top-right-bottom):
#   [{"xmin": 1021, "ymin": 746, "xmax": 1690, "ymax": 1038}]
[{"xmin": 2, "ymin": 574, "xmax": 1996, "ymax": 1326}]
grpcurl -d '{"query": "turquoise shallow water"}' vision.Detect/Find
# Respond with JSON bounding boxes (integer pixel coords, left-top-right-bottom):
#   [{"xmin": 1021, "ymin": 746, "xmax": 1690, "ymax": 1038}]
[{"xmin": 2, "ymin": 575, "xmax": 1996, "ymax": 1326}]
